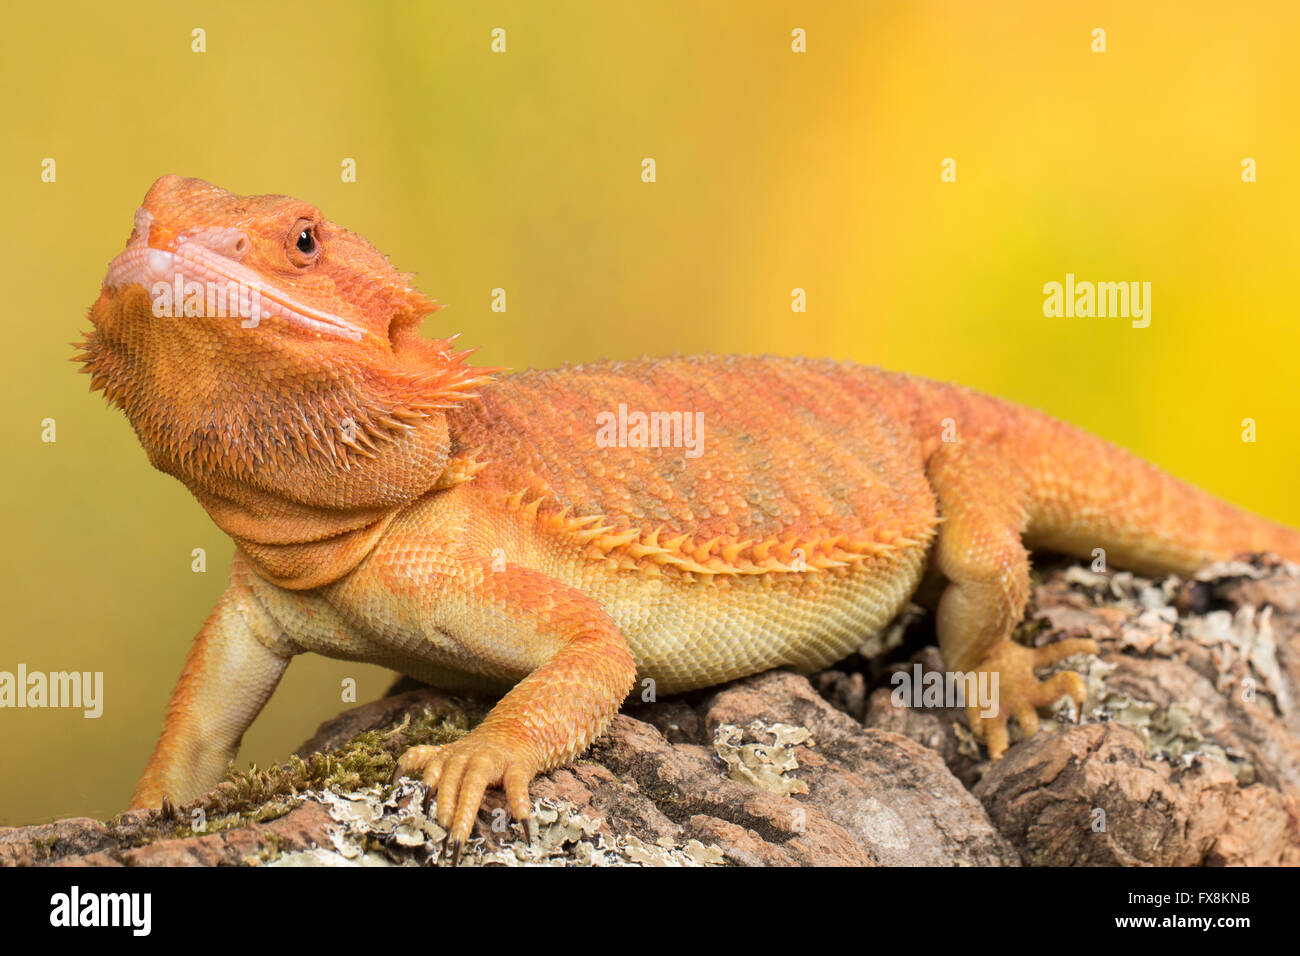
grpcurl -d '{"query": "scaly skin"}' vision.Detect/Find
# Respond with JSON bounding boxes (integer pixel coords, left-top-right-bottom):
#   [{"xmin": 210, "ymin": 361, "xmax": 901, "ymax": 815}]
[{"xmin": 79, "ymin": 176, "xmax": 1300, "ymax": 858}]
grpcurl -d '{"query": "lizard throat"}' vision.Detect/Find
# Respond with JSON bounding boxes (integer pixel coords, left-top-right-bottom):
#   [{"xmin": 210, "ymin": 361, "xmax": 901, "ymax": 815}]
[{"xmin": 205, "ymin": 493, "xmax": 402, "ymax": 590}]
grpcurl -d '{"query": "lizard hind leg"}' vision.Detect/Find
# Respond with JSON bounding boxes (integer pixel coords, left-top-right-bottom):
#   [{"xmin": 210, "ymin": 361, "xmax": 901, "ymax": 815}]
[{"xmin": 926, "ymin": 443, "xmax": 1097, "ymax": 758}]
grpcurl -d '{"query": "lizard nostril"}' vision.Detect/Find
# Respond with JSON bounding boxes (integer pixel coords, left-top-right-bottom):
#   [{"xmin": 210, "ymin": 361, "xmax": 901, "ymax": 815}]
[{"xmin": 183, "ymin": 227, "xmax": 250, "ymax": 258}]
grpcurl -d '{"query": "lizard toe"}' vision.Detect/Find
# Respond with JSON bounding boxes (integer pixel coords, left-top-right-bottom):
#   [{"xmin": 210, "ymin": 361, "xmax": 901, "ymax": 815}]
[
  {"xmin": 970, "ymin": 637, "xmax": 1099, "ymax": 760},
  {"xmin": 503, "ymin": 763, "xmax": 534, "ymax": 839},
  {"xmin": 1030, "ymin": 637, "xmax": 1099, "ymax": 670},
  {"xmin": 393, "ymin": 744, "xmax": 441, "ymax": 784},
  {"xmin": 413, "ymin": 729, "xmax": 542, "ymax": 859}
]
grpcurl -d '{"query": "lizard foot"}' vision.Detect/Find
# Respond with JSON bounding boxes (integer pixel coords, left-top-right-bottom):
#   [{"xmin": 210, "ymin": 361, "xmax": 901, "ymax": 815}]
[
  {"xmin": 393, "ymin": 730, "xmax": 538, "ymax": 862},
  {"xmin": 966, "ymin": 637, "xmax": 1098, "ymax": 760}
]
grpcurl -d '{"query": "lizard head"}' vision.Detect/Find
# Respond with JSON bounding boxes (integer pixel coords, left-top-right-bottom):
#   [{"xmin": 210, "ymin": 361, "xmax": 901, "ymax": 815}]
[{"xmin": 77, "ymin": 175, "xmax": 495, "ymax": 519}]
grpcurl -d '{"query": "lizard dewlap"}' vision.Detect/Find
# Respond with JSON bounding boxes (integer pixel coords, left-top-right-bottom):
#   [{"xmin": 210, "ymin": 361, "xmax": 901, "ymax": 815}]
[{"xmin": 77, "ymin": 175, "xmax": 1300, "ymax": 857}]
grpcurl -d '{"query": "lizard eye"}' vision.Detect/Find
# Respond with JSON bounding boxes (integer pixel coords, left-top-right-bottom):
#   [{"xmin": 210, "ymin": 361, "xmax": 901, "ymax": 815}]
[{"xmin": 287, "ymin": 219, "xmax": 320, "ymax": 266}]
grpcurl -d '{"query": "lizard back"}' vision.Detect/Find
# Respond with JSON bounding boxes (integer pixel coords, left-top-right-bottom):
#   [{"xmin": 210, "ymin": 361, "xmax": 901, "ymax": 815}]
[{"xmin": 446, "ymin": 354, "xmax": 940, "ymax": 577}]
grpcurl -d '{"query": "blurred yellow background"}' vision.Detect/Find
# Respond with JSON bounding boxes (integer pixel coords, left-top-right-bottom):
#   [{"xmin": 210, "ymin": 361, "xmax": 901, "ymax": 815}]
[{"xmin": 1, "ymin": 0, "xmax": 1297, "ymax": 824}]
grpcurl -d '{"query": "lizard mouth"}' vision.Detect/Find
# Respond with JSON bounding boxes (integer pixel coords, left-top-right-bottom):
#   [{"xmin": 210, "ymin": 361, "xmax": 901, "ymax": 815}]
[{"xmin": 102, "ymin": 208, "xmax": 364, "ymax": 341}]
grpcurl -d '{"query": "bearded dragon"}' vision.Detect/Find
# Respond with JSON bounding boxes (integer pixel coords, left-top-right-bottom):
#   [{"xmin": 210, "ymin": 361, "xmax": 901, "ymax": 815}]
[{"xmin": 79, "ymin": 175, "xmax": 1300, "ymax": 859}]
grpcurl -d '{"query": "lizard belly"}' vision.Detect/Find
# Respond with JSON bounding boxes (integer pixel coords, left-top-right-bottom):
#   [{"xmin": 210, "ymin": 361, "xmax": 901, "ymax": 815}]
[
  {"xmin": 272, "ymin": 543, "xmax": 929, "ymax": 697},
  {"xmin": 583, "ymin": 545, "xmax": 930, "ymax": 693},
  {"xmin": 244, "ymin": 478, "xmax": 935, "ymax": 698}
]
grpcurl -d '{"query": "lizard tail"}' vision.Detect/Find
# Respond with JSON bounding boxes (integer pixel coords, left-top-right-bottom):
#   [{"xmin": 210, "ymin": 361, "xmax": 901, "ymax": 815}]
[{"xmin": 1008, "ymin": 403, "xmax": 1300, "ymax": 576}]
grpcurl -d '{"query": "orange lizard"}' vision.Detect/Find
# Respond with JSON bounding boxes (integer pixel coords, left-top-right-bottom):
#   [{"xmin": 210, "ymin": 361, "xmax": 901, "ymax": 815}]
[{"xmin": 79, "ymin": 176, "xmax": 1300, "ymax": 858}]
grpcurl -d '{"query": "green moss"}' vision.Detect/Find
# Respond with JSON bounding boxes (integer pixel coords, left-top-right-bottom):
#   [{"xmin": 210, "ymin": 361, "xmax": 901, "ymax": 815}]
[
  {"xmin": 1011, "ymin": 615, "xmax": 1051, "ymax": 647},
  {"xmin": 257, "ymin": 832, "xmax": 286, "ymax": 864},
  {"xmin": 169, "ymin": 698, "xmax": 482, "ymax": 839}
]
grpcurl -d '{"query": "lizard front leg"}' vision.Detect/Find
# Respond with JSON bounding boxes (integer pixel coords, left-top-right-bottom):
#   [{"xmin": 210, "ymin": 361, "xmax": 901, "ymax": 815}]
[
  {"xmin": 393, "ymin": 562, "xmax": 636, "ymax": 859},
  {"xmin": 130, "ymin": 578, "xmax": 294, "ymax": 808},
  {"xmin": 926, "ymin": 442, "xmax": 1097, "ymax": 758}
]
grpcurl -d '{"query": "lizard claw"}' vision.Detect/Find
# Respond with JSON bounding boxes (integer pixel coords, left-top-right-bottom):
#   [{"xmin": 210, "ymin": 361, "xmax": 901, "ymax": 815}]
[
  {"xmin": 394, "ymin": 731, "xmax": 539, "ymax": 856},
  {"xmin": 968, "ymin": 637, "xmax": 1098, "ymax": 760}
]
